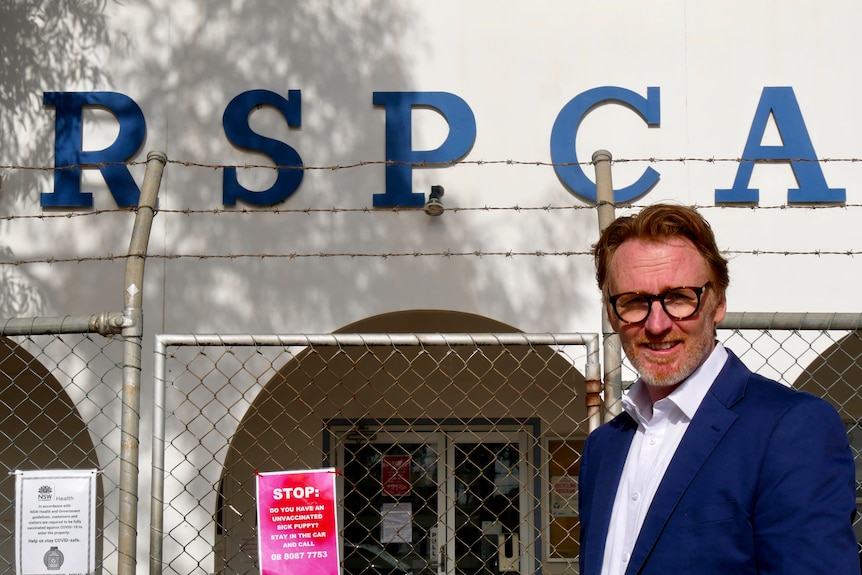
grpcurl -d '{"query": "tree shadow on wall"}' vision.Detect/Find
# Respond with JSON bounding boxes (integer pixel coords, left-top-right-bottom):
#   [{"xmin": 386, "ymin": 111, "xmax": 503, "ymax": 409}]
[
  {"xmin": 134, "ymin": 1, "xmax": 449, "ymax": 332},
  {"xmin": 0, "ymin": 0, "xmax": 598, "ymax": 332},
  {"xmin": 132, "ymin": 1, "xmax": 597, "ymax": 333},
  {"xmin": 0, "ymin": 1, "xmax": 124, "ymax": 317},
  {"xmin": 0, "ymin": 0, "xmax": 122, "ymax": 204}
]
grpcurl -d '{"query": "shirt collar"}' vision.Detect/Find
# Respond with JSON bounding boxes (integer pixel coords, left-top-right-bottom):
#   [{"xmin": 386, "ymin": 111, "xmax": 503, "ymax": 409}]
[{"xmin": 622, "ymin": 342, "xmax": 729, "ymax": 423}]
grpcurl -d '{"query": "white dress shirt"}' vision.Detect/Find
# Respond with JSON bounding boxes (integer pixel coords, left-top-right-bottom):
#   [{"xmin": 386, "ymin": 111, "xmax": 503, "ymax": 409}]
[{"xmin": 599, "ymin": 343, "xmax": 729, "ymax": 575}]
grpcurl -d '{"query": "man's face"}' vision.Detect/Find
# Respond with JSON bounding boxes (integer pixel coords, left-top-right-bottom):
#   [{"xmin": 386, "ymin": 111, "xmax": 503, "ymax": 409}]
[{"xmin": 606, "ymin": 237, "xmax": 726, "ymax": 395}]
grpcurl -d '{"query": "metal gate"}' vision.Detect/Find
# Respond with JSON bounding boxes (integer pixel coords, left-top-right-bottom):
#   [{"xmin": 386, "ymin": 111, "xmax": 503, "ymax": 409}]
[
  {"xmin": 150, "ymin": 321, "xmax": 862, "ymax": 575},
  {"xmin": 151, "ymin": 332, "xmax": 599, "ymax": 575}
]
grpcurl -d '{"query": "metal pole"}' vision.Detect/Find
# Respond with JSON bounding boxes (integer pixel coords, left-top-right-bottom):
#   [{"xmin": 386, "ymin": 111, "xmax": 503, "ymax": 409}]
[
  {"xmin": 0, "ymin": 313, "xmax": 126, "ymax": 336},
  {"xmin": 721, "ymin": 312, "xmax": 862, "ymax": 331},
  {"xmin": 118, "ymin": 151, "xmax": 166, "ymax": 575},
  {"xmin": 592, "ymin": 149, "xmax": 622, "ymax": 426},
  {"xmin": 582, "ymin": 332, "xmax": 603, "ymax": 434},
  {"xmin": 149, "ymin": 336, "xmax": 167, "ymax": 575},
  {"xmin": 152, "ymin": 332, "xmax": 600, "ymax": 348}
]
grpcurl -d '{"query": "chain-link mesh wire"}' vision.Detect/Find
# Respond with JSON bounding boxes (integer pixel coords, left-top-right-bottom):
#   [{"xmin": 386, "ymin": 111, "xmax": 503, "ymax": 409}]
[
  {"xmin": 154, "ymin": 330, "xmax": 862, "ymax": 575},
  {"xmin": 1, "ymin": 326, "xmax": 860, "ymax": 575},
  {"xmin": 0, "ymin": 334, "xmax": 124, "ymax": 575},
  {"xmin": 154, "ymin": 328, "xmax": 862, "ymax": 575},
  {"xmin": 153, "ymin": 334, "xmax": 595, "ymax": 575}
]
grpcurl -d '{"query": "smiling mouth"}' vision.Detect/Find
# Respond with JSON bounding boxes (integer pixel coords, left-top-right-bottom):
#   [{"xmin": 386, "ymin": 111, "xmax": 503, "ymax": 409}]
[{"xmin": 646, "ymin": 341, "xmax": 677, "ymax": 351}]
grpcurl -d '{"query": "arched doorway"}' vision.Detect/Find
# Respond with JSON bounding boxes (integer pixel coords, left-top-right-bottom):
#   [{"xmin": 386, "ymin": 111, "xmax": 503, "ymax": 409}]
[
  {"xmin": 792, "ymin": 331, "xmax": 862, "ymax": 416},
  {"xmin": 0, "ymin": 337, "xmax": 103, "ymax": 573},
  {"xmin": 215, "ymin": 310, "xmax": 588, "ymax": 575}
]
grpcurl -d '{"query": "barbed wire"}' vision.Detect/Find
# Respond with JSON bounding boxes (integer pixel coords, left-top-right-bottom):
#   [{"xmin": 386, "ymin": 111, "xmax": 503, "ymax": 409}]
[
  {"xmin": 1, "ymin": 156, "xmax": 859, "ymax": 219},
  {"xmin": 2, "ymin": 156, "xmax": 862, "ymax": 173},
  {"xmin": 5, "ymin": 202, "xmax": 862, "ymax": 222},
  {"xmin": 0, "ymin": 248, "xmax": 857, "ymax": 267},
  {"xmin": 0, "ymin": 156, "xmax": 859, "ymax": 265}
]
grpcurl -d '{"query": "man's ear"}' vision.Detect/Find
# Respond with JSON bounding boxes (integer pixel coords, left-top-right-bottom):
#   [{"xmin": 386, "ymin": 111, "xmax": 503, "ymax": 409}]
[{"xmin": 713, "ymin": 293, "xmax": 727, "ymax": 325}]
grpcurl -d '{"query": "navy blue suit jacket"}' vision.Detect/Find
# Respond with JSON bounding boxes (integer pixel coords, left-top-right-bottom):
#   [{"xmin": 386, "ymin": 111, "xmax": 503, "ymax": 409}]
[{"xmin": 578, "ymin": 350, "xmax": 858, "ymax": 575}]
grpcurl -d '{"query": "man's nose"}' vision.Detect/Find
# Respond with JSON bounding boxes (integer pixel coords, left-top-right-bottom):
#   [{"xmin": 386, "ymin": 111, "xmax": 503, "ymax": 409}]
[{"xmin": 644, "ymin": 299, "xmax": 673, "ymax": 333}]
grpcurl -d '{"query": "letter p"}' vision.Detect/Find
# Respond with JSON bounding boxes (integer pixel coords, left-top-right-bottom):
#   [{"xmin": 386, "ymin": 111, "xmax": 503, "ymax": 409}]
[{"xmin": 372, "ymin": 92, "xmax": 476, "ymax": 208}]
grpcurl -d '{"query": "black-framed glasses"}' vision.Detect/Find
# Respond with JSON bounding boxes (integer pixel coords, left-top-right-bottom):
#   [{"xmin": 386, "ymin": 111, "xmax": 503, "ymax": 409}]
[{"xmin": 608, "ymin": 282, "xmax": 711, "ymax": 325}]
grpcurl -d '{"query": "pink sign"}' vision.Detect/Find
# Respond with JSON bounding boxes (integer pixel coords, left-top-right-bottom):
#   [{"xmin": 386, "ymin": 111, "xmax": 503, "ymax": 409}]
[
  {"xmin": 256, "ymin": 468, "xmax": 339, "ymax": 575},
  {"xmin": 382, "ymin": 455, "xmax": 411, "ymax": 496}
]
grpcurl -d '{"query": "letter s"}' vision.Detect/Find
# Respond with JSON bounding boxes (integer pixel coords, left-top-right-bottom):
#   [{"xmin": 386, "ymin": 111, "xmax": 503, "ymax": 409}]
[{"xmin": 223, "ymin": 89, "xmax": 303, "ymax": 206}]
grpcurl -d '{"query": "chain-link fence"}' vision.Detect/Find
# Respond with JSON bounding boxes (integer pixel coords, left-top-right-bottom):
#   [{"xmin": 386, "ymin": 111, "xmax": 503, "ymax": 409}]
[
  {"xmin": 152, "ymin": 333, "xmax": 599, "ymax": 575},
  {"xmin": 150, "ymin": 324, "xmax": 862, "ymax": 575},
  {"xmin": 0, "ymin": 151, "xmax": 165, "ymax": 575},
  {"xmin": 0, "ymin": 322, "xmax": 860, "ymax": 575},
  {"xmin": 0, "ymin": 333, "xmax": 125, "ymax": 575}
]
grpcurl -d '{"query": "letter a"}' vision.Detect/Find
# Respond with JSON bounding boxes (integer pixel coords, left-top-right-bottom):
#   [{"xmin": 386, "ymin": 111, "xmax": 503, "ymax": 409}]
[{"xmin": 716, "ymin": 87, "xmax": 844, "ymax": 203}]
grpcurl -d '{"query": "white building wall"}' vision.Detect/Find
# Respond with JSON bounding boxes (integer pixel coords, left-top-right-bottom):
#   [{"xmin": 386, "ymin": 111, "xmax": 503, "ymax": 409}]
[
  {"xmin": 3, "ymin": 1, "xmax": 861, "ymax": 336},
  {"xmin": 2, "ymin": 1, "xmax": 862, "ymax": 573}
]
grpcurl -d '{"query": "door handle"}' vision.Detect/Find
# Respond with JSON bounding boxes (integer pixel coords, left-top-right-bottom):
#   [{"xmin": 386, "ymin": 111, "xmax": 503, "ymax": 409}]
[{"xmin": 498, "ymin": 532, "xmax": 519, "ymax": 572}]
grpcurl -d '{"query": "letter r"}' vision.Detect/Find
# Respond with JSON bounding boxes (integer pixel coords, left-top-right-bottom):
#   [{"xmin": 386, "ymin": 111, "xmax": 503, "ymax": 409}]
[{"xmin": 42, "ymin": 92, "xmax": 146, "ymax": 207}]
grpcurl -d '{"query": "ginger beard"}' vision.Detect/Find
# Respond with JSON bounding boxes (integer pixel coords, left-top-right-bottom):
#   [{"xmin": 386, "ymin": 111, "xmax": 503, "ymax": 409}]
[{"xmin": 621, "ymin": 312, "xmax": 717, "ymax": 389}]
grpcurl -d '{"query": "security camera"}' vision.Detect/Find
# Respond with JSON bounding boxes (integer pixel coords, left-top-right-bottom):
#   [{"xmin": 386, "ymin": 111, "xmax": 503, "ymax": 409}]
[{"xmin": 424, "ymin": 185, "xmax": 444, "ymax": 216}]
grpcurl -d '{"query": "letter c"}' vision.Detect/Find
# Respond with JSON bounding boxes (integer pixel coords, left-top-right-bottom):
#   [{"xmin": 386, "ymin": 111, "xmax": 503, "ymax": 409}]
[{"xmin": 551, "ymin": 86, "xmax": 660, "ymax": 203}]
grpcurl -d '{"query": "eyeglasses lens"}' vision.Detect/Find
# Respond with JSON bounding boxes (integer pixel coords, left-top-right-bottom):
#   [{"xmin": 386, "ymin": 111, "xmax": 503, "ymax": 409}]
[{"xmin": 614, "ymin": 287, "xmax": 702, "ymax": 323}]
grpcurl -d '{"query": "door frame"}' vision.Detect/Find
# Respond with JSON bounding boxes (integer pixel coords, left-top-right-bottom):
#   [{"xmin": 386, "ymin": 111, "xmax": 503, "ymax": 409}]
[{"xmin": 325, "ymin": 418, "xmax": 540, "ymax": 575}]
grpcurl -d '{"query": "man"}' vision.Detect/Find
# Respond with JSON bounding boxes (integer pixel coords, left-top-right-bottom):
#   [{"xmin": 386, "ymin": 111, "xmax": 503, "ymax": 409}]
[{"xmin": 578, "ymin": 204, "xmax": 858, "ymax": 574}]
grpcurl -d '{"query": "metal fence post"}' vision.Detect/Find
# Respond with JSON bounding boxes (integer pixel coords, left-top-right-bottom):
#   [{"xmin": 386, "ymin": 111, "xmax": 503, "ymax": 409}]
[
  {"xmin": 592, "ymin": 150, "xmax": 622, "ymax": 424},
  {"xmin": 118, "ymin": 151, "xmax": 166, "ymax": 575}
]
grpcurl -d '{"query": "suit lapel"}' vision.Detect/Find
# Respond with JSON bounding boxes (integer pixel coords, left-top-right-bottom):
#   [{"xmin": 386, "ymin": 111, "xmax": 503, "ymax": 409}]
[
  {"xmin": 583, "ymin": 415, "xmax": 637, "ymax": 575},
  {"xmin": 625, "ymin": 353, "xmax": 749, "ymax": 574}
]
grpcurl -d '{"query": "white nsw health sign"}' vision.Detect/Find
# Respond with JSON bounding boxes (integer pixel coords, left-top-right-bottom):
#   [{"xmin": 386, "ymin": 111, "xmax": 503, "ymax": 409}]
[{"xmin": 15, "ymin": 469, "xmax": 97, "ymax": 575}]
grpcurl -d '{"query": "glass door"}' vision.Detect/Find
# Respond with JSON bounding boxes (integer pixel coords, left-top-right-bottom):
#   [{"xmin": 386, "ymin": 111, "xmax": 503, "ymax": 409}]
[
  {"xmin": 446, "ymin": 431, "xmax": 528, "ymax": 575},
  {"xmin": 341, "ymin": 431, "xmax": 443, "ymax": 575},
  {"xmin": 338, "ymin": 427, "xmax": 529, "ymax": 575}
]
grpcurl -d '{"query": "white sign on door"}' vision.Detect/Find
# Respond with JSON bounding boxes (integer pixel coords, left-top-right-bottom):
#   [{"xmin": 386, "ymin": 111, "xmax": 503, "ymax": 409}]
[{"xmin": 15, "ymin": 469, "xmax": 98, "ymax": 575}]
